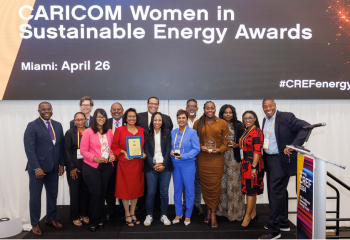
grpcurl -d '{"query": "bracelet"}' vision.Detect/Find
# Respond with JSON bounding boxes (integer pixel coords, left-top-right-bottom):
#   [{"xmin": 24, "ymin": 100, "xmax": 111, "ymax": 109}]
[{"xmin": 251, "ymin": 165, "xmax": 257, "ymax": 170}]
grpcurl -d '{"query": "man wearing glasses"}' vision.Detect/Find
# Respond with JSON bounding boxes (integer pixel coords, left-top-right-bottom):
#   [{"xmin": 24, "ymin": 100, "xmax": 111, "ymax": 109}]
[
  {"xmin": 136, "ymin": 97, "xmax": 173, "ymax": 213},
  {"xmin": 24, "ymin": 102, "xmax": 65, "ymax": 236},
  {"xmin": 259, "ymin": 97, "xmax": 309, "ymax": 240},
  {"xmin": 182, "ymin": 99, "xmax": 204, "ymax": 216},
  {"xmin": 69, "ymin": 96, "xmax": 95, "ymax": 128}
]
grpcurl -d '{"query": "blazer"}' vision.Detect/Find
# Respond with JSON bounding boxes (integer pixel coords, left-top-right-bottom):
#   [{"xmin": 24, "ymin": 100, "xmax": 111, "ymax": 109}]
[
  {"xmin": 136, "ymin": 112, "xmax": 174, "ymax": 131},
  {"xmin": 24, "ymin": 117, "xmax": 65, "ymax": 172},
  {"xmin": 144, "ymin": 129, "xmax": 173, "ymax": 172},
  {"xmin": 232, "ymin": 121, "xmax": 244, "ymax": 163},
  {"xmin": 170, "ymin": 126, "xmax": 201, "ymax": 163},
  {"xmin": 262, "ymin": 110, "xmax": 309, "ymax": 175},
  {"xmin": 63, "ymin": 126, "xmax": 85, "ymax": 172},
  {"xmin": 108, "ymin": 118, "xmax": 124, "ymax": 131},
  {"xmin": 69, "ymin": 115, "xmax": 94, "ymax": 129},
  {"xmin": 80, "ymin": 128, "xmax": 114, "ymax": 169}
]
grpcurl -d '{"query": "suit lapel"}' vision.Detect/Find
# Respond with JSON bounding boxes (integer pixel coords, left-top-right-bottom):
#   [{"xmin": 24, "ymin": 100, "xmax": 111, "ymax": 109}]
[
  {"xmin": 37, "ymin": 118, "xmax": 53, "ymax": 143},
  {"xmin": 275, "ymin": 111, "xmax": 280, "ymax": 144},
  {"xmin": 150, "ymin": 134, "xmax": 155, "ymax": 156}
]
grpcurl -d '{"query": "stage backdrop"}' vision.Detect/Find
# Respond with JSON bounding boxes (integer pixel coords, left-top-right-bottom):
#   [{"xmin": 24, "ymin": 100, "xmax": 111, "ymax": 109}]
[
  {"xmin": 0, "ymin": 0, "xmax": 350, "ymax": 100},
  {"xmin": 0, "ymin": 99, "xmax": 349, "ymax": 230}
]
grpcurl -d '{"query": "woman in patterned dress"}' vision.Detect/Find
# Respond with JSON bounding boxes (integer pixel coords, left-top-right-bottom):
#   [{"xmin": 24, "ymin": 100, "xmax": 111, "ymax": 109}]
[
  {"xmin": 217, "ymin": 105, "xmax": 245, "ymax": 221},
  {"xmin": 239, "ymin": 110, "xmax": 265, "ymax": 229}
]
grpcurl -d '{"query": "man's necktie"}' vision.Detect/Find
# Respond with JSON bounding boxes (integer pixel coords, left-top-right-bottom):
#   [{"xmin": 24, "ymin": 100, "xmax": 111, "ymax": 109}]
[
  {"xmin": 46, "ymin": 121, "xmax": 55, "ymax": 140},
  {"xmin": 85, "ymin": 119, "xmax": 89, "ymax": 127}
]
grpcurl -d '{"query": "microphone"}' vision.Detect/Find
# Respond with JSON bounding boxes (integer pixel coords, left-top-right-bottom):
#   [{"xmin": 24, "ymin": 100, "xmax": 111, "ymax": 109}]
[{"xmin": 303, "ymin": 122, "xmax": 326, "ymax": 130}]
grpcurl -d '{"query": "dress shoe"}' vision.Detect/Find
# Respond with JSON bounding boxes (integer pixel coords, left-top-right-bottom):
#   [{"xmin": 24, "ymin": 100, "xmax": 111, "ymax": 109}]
[
  {"xmin": 32, "ymin": 224, "xmax": 42, "ymax": 236},
  {"xmin": 73, "ymin": 219, "xmax": 83, "ymax": 226},
  {"xmin": 251, "ymin": 214, "xmax": 259, "ymax": 223},
  {"xmin": 239, "ymin": 220, "xmax": 251, "ymax": 230},
  {"xmin": 194, "ymin": 205, "xmax": 204, "ymax": 216},
  {"xmin": 258, "ymin": 233, "xmax": 281, "ymax": 239},
  {"xmin": 98, "ymin": 224, "xmax": 104, "ymax": 229},
  {"xmin": 88, "ymin": 226, "xmax": 96, "ymax": 232},
  {"xmin": 45, "ymin": 220, "xmax": 63, "ymax": 228},
  {"xmin": 106, "ymin": 212, "xmax": 115, "ymax": 220}
]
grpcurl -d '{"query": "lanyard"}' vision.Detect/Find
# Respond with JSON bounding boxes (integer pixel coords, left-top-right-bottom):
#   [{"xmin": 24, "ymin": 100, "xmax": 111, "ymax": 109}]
[
  {"xmin": 240, "ymin": 126, "xmax": 256, "ymax": 148},
  {"xmin": 98, "ymin": 133, "xmax": 109, "ymax": 152},
  {"xmin": 77, "ymin": 130, "xmax": 84, "ymax": 149},
  {"xmin": 174, "ymin": 126, "xmax": 187, "ymax": 149},
  {"xmin": 264, "ymin": 114, "xmax": 276, "ymax": 140},
  {"xmin": 40, "ymin": 116, "xmax": 56, "ymax": 141}
]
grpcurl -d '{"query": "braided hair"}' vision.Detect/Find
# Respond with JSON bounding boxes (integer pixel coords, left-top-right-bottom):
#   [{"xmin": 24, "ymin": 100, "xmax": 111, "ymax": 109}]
[{"xmin": 196, "ymin": 101, "xmax": 215, "ymax": 140}]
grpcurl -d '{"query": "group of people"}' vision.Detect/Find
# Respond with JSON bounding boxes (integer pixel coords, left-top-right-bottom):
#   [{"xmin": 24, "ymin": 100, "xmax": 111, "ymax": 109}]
[{"xmin": 24, "ymin": 96, "xmax": 310, "ymax": 239}]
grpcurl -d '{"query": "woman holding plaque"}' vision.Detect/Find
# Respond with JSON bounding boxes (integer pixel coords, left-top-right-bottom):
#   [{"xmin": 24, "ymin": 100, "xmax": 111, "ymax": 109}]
[
  {"xmin": 80, "ymin": 109, "xmax": 115, "ymax": 232},
  {"xmin": 216, "ymin": 105, "xmax": 245, "ymax": 221},
  {"xmin": 64, "ymin": 112, "xmax": 90, "ymax": 227},
  {"xmin": 171, "ymin": 109, "xmax": 200, "ymax": 226},
  {"xmin": 143, "ymin": 112, "xmax": 173, "ymax": 226},
  {"xmin": 111, "ymin": 108, "xmax": 146, "ymax": 227},
  {"xmin": 193, "ymin": 101, "xmax": 229, "ymax": 228},
  {"xmin": 239, "ymin": 110, "xmax": 264, "ymax": 229}
]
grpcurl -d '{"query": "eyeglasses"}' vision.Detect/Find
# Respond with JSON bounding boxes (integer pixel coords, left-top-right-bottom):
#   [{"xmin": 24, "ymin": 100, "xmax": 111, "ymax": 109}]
[
  {"xmin": 74, "ymin": 118, "xmax": 86, "ymax": 122},
  {"xmin": 243, "ymin": 116, "xmax": 255, "ymax": 121},
  {"xmin": 111, "ymin": 108, "xmax": 123, "ymax": 111},
  {"xmin": 148, "ymin": 103, "xmax": 159, "ymax": 106},
  {"xmin": 97, "ymin": 116, "xmax": 106, "ymax": 119},
  {"xmin": 40, "ymin": 108, "xmax": 53, "ymax": 112},
  {"xmin": 81, "ymin": 104, "xmax": 91, "ymax": 107},
  {"xmin": 187, "ymin": 105, "xmax": 197, "ymax": 108}
]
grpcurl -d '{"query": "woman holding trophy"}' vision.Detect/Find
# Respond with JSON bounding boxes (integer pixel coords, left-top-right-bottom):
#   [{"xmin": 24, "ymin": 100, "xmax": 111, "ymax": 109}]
[
  {"xmin": 171, "ymin": 109, "xmax": 200, "ymax": 226},
  {"xmin": 217, "ymin": 105, "xmax": 245, "ymax": 221},
  {"xmin": 143, "ymin": 112, "xmax": 173, "ymax": 226},
  {"xmin": 193, "ymin": 101, "xmax": 229, "ymax": 228}
]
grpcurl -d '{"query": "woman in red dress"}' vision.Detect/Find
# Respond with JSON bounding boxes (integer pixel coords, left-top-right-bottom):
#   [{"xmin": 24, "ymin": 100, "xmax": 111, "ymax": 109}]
[
  {"xmin": 111, "ymin": 108, "xmax": 147, "ymax": 226},
  {"xmin": 239, "ymin": 110, "xmax": 264, "ymax": 230}
]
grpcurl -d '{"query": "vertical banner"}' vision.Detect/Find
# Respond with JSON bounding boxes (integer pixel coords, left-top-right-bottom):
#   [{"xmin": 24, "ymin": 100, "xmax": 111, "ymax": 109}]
[{"xmin": 297, "ymin": 154, "xmax": 314, "ymax": 239}]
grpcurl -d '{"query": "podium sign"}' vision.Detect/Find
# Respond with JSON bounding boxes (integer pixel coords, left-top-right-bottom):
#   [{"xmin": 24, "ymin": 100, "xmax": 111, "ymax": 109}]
[{"xmin": 297, "ymin": 154, "xmax": 315, "ymax": 239}]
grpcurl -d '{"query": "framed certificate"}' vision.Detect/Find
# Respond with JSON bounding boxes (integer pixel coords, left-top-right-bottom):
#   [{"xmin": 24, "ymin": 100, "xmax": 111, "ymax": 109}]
[{"xmin": 126, "ymin": 136, "xmax": 143, "ymax": 159}]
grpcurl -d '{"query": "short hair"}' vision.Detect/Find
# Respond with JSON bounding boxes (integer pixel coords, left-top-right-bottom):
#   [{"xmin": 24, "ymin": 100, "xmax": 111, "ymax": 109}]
[
  {"xmin": 242, "ymin": 110, "xmax": 260, "ymax": 129},
  {"xmin": 38, "ymin": 102, "xmax": 51, "ymax": 110},
  {"xmin": 122, "ymin": 108, "xmax": 137, "ymax": 126},
  {"xmin": 262, "ymin": 97, "xmax": 275, "ymax": 105},
  {"xmin": 90, "ymin": 108, "xmax": 109, "ymax": 134},
  {"xmin": 111, "ymin": 102, "xmax": 123, "ymax": 108},
  {"xmin": 79, "ymin": 96, "xmax": 94, "ymax": 106},
  {"xmin": 186, "ymin": 99, "xmax": 197, "ymax": 105},
  {"xmin": 74, "ymin": 112, "xmax": 86, "ymax": 119},
  {"xmin": 176, "ymin": 109, "xmax": 189, "ymax": 119},
  {"xmin": 147, "ymin": 96, "xmax": 159, "ymax": 104}
]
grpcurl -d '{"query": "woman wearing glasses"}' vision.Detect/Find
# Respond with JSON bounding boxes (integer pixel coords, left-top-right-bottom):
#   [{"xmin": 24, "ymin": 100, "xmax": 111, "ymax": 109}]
[
  {"xmin": 112, "ymin": 108, "xmax": 147, "ymax": 227},
  {"xmin": 193, "ymin": 101, "xmax": 229, "ymax": 228},
  {"xmin": 64, "ymin": 112, "xmax": 90, "ymax": 227},
  {"xmin": 80, "ymin": 109, "xmax": 115, "ymax": 232},
  {"xmin": 239, "ymin": 110, "xmax": 264, "ymax": 230}
]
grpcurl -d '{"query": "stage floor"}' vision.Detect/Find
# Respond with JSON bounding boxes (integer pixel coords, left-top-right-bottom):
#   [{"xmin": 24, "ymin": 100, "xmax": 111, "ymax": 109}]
[{"xmin": 22, "ymin": 204, "xmax": 296, "ymax": 239}]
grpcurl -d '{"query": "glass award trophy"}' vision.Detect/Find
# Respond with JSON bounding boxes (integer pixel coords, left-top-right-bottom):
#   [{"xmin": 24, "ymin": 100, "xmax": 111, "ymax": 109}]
[
  {"xmin": 225, "ymin": 132, "xmax": 236, "ymax": 147},
  {"xmin": 205, "ymin": 137, "xmax": 216, "ymax": 153},
  {"xmin": 173, "ymin": 143, "xmax": 185, "ymax": 160}
]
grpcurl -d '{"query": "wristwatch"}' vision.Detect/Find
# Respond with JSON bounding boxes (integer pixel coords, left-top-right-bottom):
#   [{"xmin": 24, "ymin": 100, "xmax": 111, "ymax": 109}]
[{"xmin": 251, "ymin": 165, "xmax": 257, "ymax": 170}]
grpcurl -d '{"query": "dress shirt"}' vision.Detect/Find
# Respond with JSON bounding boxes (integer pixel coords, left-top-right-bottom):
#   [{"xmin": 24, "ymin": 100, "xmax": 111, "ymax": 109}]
[
  {"xmin": 263, "ymin": 111, "xmax": 279, "ymax": 154},
  {"xmin": 188, "ymin": 115, "xmax": 199, "ymax": 129},
  {"xmin": 148, "ymin": 112, "xmax": 152, "ymax": 126},
  {"xmin": 113, "ymin": 118, "xmax": 122, "ymax": 134},
  {"xmin": 154, "ymin": 130, "xmax": 162, "ymax": 157}
]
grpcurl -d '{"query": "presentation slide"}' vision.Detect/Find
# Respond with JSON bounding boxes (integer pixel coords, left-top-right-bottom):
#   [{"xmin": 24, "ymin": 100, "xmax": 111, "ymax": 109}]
[{"xmin": 0, "ymin": 0, "xmax": 349, "ymax": 100}]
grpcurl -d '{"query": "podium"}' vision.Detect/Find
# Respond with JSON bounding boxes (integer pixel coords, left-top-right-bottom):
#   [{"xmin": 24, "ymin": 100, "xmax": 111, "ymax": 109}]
[{"xmin": 287, "ymin": 145, "xmax": 346, "ymax": 239}]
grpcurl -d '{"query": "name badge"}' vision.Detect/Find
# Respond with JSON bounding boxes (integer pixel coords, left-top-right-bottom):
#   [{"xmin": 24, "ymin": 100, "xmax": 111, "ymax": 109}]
[
  {"xmin": 102, "ymin": 151, "xmax": 109, "ymax": 160},
  {"xmin": 77, "ymin": 149, "xmax": 84, "ymax": 159},
  {"xmin": 263, "ymin": 139, "xmax": 269, "ymax": 150},
  {"xmin": 155, "ymin": 153, "xmax": 164, "ymax": 163},
  {"xmin": 240, "ymin": 149, "xmax": 244, "ymax": 160}
]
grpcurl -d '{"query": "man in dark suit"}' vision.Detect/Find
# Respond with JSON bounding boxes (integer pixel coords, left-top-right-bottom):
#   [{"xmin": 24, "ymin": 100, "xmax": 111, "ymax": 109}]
[
  {"xmin": 136, "ymin": 97, "xmax": 173, "ymax": 212},
  {"xmin": 259, "ymin": 98, "xmax": 309, "ymax": 240},
  {"xmin": 24, "ymin": 102, "xmax": 65, "ymax": 236},
  {"xmin": 69, "ymin": 96, "xmax": 95, "ymax": 128},
  {"xmin": 106, "ymin": 102, "xmax": 124, "ymax": 220}
]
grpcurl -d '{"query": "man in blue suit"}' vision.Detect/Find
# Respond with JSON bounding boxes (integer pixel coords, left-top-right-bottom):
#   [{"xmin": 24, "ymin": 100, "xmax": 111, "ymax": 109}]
[
  {"xmin": 259, "ymin": 98, "xmax": 309, "ymax": 240},
  {"xmin": 24, "ymin": 102, "xmax": 65, "ymax": 236}
]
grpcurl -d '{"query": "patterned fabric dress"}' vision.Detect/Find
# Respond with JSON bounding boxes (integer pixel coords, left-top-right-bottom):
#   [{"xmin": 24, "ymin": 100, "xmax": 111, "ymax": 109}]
[
  {"xmin": 239, "ymin": 127, "xmax": 265, "ymax": 196},
  {"xmin": 217, "ymin": 123, "xmax": 245, "ymax": 221}
]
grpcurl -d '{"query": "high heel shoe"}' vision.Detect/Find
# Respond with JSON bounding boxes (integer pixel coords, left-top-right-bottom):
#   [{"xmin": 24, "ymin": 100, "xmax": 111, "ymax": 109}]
[
  {"xmin": 251, "ymin": 214, "xmax": 259, "ymax": 223},
  {"xmin": 239, "ymin": 218, "xmax": 252, "ymax": 230},
  {"xmin": 204, "ymin": 207, "xmax": 211, "ymax": 224},
  {"xmin": 172, "ymin": 216, "xmax": 183, "ymax": 224}
]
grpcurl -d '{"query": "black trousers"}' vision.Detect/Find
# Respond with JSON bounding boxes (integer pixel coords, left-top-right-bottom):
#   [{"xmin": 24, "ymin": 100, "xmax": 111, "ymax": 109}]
[
  {"xmin": 66, "ymin": 169, "xmax": 89, "ymax": 220},
  {"xmin": 83, "ymin": 162, "xmax": 113, "ymax": 227},
  {"xmin": 105, "ymin": 162, "xmax": 123, "ymax": 215},
  {"xmin": 265, "ymin": 154, "xmax": 291, "ymax": 235}
]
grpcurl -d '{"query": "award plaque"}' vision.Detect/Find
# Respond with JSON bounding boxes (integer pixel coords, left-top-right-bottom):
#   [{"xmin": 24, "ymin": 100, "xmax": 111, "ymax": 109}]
[
  {"xmin": 225, "ymin": 132, "xmax": 236, "ymax": 147},
  {"xmin": 126, "ymin": 136, "xmax": 143, "ymax": 159},
  {"xmin": 173, "ymin": 143, "xmax": 185, "ymax": 160},
  {"xmin": 205, "ymin": 137, "xmax": 216, "ymax": 153}
]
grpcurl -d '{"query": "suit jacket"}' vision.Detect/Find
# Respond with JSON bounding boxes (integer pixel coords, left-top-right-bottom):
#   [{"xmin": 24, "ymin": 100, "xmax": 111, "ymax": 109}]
[
  {"xmin": 262, "ymin": 110, "xmax": 309, "ymax": 175},
  {"xmin": 108, "ymin": 118, "xmax": 124, "ymax": 131},
  {"xmin": 144, "ymin": 129, "xmax": 173, "ymax": 172},
  {"xmin": 136, "ymin": 112, "xmax": 173, "ymax": 131},
  {"xmin": 63, "ymin": 126, "xmax": 84, "ymax": 172},
  {"xmin": 24, "ymin": 117, "xmax": 65, "ymax": 172},
  {"xmin": 232, "ymin": 121, "xmax": 244, "ymax": 163},
  {"xmin": 69, "ymin": 115, "xmax": 94, "ymax": 129}
]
